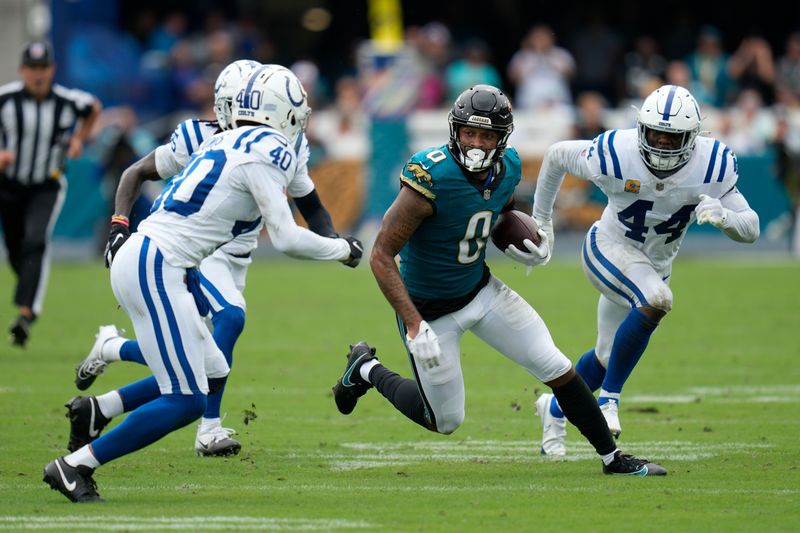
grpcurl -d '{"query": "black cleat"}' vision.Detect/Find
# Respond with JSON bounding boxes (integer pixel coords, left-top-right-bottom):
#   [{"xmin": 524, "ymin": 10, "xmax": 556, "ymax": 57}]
[
  {"xmin": 66, "ymin": 396, "xmax": 111, "ymax": 452},
  {"xmin": 43, "ymin": 457, "xmax": 103, "ymax": 502},
  {"xmin": 603, "ymin": 450, "xmax": 667, "ymax": 476},
  {"xmin": 9, "ymin": 315, "xmax": 32, "ymax": 348},
  {"xmin": 332, "ymin": 342, "xmax": 377, "ymax": 415}
]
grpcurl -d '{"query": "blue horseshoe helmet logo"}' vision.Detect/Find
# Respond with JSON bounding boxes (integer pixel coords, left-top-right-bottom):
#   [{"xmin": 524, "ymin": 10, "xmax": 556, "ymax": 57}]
[{"xmin": 286, "ymin": 77, "xmax": 305, "ymax": 107}]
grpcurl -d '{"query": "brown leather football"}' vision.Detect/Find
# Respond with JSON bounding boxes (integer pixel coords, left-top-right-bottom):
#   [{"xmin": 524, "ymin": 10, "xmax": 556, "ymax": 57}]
[{"xmin": 491, "ymin": 210, "xmax": 541, "ymax": 251}]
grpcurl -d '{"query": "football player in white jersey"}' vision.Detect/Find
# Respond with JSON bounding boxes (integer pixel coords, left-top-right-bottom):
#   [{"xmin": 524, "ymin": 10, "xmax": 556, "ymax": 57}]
[
  {"xmin": 531, "ymin": 85, "xmax": 759, "ymax": 455},
  {"xmin": 65, "ymin": 61, "xmax": 345, "ymax": 459},
  {"xmin": 43, "ymin": 66, "xmax": 362, "ymax": 502}
]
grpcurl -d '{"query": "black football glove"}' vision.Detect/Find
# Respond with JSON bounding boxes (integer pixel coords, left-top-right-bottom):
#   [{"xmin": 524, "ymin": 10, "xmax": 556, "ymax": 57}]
[
  {"xmin": 342, "ymin": 236, "xmax": 363, "ymax": 268},
  {"xmin": 104, "ymin": 222, "xmax": 131, "ymax": 268}
]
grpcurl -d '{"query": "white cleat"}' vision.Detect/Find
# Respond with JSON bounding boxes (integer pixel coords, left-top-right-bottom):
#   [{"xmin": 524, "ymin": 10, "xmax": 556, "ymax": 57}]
[
  {"xmin": 74, "ymin": 325, "xmax": 122, "ymax": 391},
  {"xmin": 195, "ymin": 425, "xmax": 241, "ymax": 457},
  {"xmin": 535, "ymin": 393, "xmax": 567, "ymax": 456},
  {"xmin": 599, "ymin": 399, "xmax": 622, "ymax": 438}
]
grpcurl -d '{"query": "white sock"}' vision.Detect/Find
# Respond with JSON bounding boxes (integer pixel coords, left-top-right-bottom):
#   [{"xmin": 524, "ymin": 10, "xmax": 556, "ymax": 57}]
[
  {"xmin": 101, "ymin": 337, "xmax": 126, "ymax": 362},
  {"xmin": 602, "ymin": 449, "xmax": 619, "ymax": 466},
  {"xmin": 95, "ymin": 391, "xmax": 124, "ymax": 418},
  {"xmin": 360, "ymin": 359, "xmax": 380, "ymax": 384},
  {"xmin": 598, "ymin": 390, "xmax": 621, "ymax": 402},
  {"xmin": 200, "ymin": 417, "xmax": 221, "ymax": 431},
  {"xmin": 64, "ymin": 445, "xmax": 101, "ymax": 469}
]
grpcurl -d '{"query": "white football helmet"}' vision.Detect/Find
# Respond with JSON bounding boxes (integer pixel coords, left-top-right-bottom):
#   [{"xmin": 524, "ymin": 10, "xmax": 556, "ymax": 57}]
[
  {"xmin": 637, "ymin": 84, "xmax": 701, "ymax": 172},
  {"xmin": 213, "ymin": 60, "xmax": 263, "ymax": 130},
  {"xmin": 232, "ymin": 65, "xmax": 311, "ymax": 143}
]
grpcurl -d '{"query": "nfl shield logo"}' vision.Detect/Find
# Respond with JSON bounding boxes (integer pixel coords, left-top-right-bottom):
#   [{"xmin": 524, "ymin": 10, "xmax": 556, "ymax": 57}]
[{"xmin": 656, "ymin": 182, "xmax": 665, "ymax": 191}]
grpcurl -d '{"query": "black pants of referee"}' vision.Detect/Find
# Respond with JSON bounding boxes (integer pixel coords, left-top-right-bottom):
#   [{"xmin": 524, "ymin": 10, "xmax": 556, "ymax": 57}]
[{"xmin": 0, "ymin": 178, "xmax": 64, "ymax": 317}]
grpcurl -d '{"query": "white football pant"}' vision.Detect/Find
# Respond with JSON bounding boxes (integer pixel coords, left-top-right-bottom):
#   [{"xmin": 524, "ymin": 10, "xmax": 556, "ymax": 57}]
[
  {"xmin": 581, "ymin": 225, "xmax": 672, "ymax": 367},
  {"xmin": 411, "ymin": 275, "xmax": 572, "ymax": 435},
  {"xmin": 110, "ymin": 234, "xmax": 229, "ymax": 396}
]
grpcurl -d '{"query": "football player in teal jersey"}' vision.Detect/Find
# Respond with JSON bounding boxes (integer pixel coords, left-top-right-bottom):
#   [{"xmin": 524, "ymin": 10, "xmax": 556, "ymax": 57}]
[{"xmin": 332, "ymin": 85, "xmax": 667, "ymax": 475}]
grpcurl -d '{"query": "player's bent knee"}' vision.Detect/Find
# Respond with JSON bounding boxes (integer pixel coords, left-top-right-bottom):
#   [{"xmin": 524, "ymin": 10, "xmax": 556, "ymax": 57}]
[
  {"xmin": 213, "ymin": 305, "xmax": 246, "ymax": 335},
  {"xmin": 647, "ymin": 284, "xmax": 673, "ymax": 313},
  {"xmin": 435, "ymin": 410, "xmax": 465, "ymax": 434}
]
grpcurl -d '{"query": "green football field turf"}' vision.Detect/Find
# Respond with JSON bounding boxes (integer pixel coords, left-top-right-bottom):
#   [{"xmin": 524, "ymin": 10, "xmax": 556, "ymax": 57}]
[{"xmin": 1, "ymin": 258, "xmax": 798, "ymax": 532}]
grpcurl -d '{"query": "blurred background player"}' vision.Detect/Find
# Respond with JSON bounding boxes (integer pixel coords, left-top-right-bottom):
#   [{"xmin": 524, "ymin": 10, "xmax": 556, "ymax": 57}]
[
  {"xmin": 67, "ymin": 61, "xmax": 350, "ymax": 458},
  {"xmin": 0, "ymin": 41, "xmax": 101, "ymax": 347},
  {"xmin": 43, "ymin": 66, "xmax": 363, "ymax": 503},
  {"xmin": 332, "ymin": 84, "xmax": 666, "ymax": 476},
  {"xmin": 532, "ymin": 84, "xmax": 760, "ymax": 455}
]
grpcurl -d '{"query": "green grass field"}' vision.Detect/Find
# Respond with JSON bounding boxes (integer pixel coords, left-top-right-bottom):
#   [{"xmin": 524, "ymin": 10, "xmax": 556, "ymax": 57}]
[{"xmin": 1, "ymin": 257, "xmax": 799, "ymax": 532}]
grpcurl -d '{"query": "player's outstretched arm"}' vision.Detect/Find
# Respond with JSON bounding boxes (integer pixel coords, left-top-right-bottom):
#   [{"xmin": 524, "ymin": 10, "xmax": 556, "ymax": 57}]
[
  {"xmin": 253, "ymin": 170, "xmax": 351, "ymax": 262},
  {"xmin": 532, "ymin": 140, "xmax": 593, "ymax": 254},
  {"xmin": 294, "ymin": 189, "xmax": 337, "ymax": 237}
]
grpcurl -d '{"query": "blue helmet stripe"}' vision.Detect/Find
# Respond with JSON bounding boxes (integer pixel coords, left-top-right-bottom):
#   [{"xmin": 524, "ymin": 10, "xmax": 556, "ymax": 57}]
[
  {"xmin": 661, "ymin": 85, "xmax": 678, "ymax": 120},
  {"xmin": 242, "ymin": 65, "xmax": 272, "ymax": 107}
]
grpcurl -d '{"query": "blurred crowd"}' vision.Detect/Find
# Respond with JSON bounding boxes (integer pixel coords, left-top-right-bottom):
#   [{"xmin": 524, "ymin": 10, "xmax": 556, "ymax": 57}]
[
  {"xmin": 65, "ymin": 12, "xmax": 800, "ymax": 155},
  {"xmin": 58, "ymin": 11, "xmax": 800, "ymax": 247}
]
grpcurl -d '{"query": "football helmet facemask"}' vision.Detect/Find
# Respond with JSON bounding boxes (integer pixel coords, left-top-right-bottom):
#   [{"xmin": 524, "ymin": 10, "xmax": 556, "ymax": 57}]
[
  {"xmin": 214, "ymin": 60, "xmax": 263, "ymax": 130},
  {"xmin": 232, "ymin": 65, "xmax": 312, "ymax": 144},
  {"xmin": 448, "ymin": 84, "xmax": 514, "ymax": 172},
  {"xmin": 637, "ymin": 84, "xmax": 701, "ymax": 172}
]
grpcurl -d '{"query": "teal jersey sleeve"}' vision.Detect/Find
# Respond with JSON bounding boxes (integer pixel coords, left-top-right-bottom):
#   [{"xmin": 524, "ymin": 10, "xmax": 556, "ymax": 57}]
[
  {"xmin": 400, "ymin": 145, "xmax": 522, "ymax": 300},
  {"xmin": 399, "ymin": 146, "xmax": 447, "ymax": 201}
]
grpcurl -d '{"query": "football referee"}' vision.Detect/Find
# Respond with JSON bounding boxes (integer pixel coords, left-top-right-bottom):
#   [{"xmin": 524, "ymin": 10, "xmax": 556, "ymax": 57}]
[{"xmin": 0, "ymin": 41, "xmax": 101, "ymax": 347}]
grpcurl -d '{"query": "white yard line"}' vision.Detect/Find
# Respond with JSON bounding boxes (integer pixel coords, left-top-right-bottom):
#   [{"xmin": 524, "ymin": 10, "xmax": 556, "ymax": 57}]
[
  {"xmin": 0, "ymin": 516, "xmax": 372, "ymax": 531},
  {"xmin": 318, "ymin": 439, "xmax": 775, "ymax": 470}
]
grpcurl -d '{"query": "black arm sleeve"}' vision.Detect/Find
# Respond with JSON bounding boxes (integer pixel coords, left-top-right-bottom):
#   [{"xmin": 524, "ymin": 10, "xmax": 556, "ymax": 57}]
[{"xmin": 293, "ymin": 189, "xmax": 337, "ymax": 237}]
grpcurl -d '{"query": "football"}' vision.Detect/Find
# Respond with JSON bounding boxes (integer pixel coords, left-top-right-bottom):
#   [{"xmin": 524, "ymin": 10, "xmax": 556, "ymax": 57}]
[{"xmin": 491, "ymin": 210, "xmax": 541, "ymax": 251}]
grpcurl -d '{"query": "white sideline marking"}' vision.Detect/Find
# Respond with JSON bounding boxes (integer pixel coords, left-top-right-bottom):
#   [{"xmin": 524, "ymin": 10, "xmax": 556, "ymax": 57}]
[{"xmin": 0, "ymin": 516, "xmax": 372, "ymax": 531}]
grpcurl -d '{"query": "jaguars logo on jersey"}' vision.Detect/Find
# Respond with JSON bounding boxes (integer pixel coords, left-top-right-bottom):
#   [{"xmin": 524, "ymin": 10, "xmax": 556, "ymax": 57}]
[{"xmin": 407, "ymin": 163, "xmax": 433, "ymax": 187}]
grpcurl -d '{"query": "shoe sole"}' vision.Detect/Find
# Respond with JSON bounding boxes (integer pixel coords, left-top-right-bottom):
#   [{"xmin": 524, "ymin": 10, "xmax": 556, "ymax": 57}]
[
  {"xmin": 332, "ymin": 346, "xmax": 374, "ymax": 415},
  {"xmin": 75, "ymin": 373, "xmax": 100, "ymax": 391},
  {"xmin": 42, "ymin": 466, "xmax": 103, "ymax": 503},
  {"xmin": 604, "ymin": 464, "xmax": 667, "ymax": 476},
  {"xmin": 42, "ymin": 465, "xmax": 76, "ymax": 502},
  {"xmin": 10, "ymin": 325, "xmax": 27, "ymax": 347},
  {"xmin": 195, "ymin": 443, "xmax": 242, "ymax": 457},
  {"xmin": 332, "ymin": 382, "xmax": 359, "ymax": 415}
]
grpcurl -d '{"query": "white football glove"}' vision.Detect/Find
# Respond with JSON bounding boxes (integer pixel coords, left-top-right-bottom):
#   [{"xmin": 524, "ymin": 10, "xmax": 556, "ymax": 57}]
[
  {"xmin": 504, "ymin": 229, "xmax": 551, "ymax": 268},
  {"xmin": 534, "ymin": 217, "xmax": 554, "ymax": 249},
  {"xmin": 405, "ymin": 320, "xmax": 442, "ymax": 370},
  {"xmin": 695, "ymin": 194, "xmax": 728, "ymax": 228}
]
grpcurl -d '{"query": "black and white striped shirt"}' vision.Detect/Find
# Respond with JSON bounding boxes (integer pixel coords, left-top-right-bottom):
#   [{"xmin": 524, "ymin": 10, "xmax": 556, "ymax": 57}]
[{"xmin": 0, "ymin": 81, "xmax": 96, "ymax": 185}]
